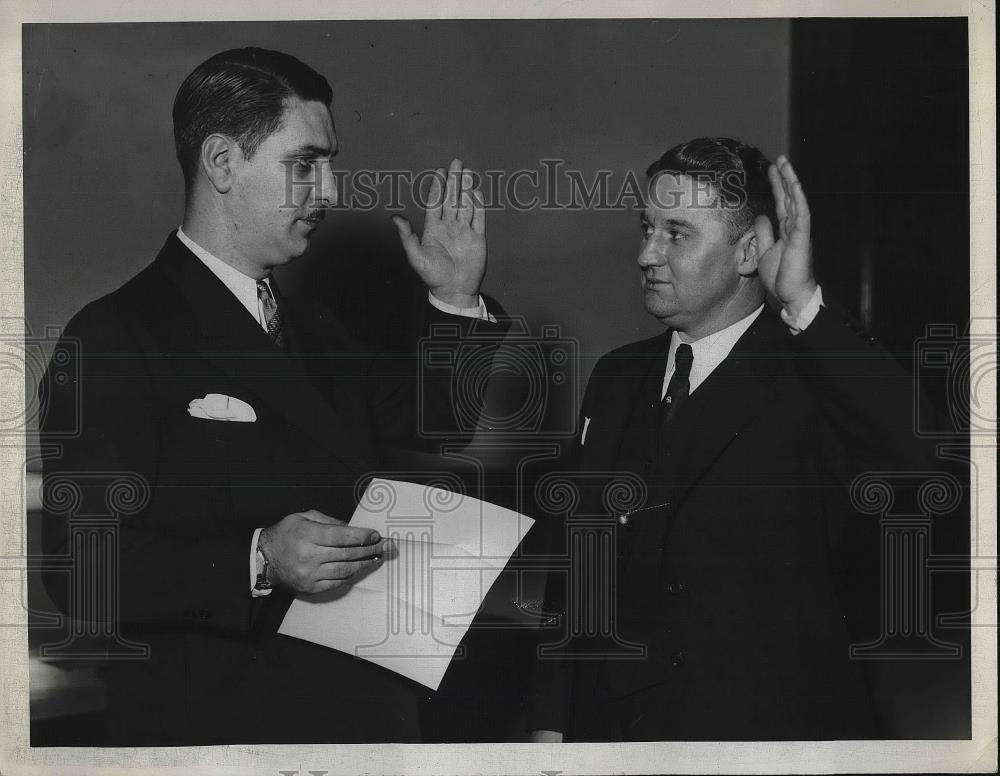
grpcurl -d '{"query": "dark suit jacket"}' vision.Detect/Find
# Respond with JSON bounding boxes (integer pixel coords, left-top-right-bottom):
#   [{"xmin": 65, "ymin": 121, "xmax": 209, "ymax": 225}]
[
  {"xmin": 36, "ymin": 232, "xmax": 505, "ymax": 745},
  {"xmin": 529, "ymin": 305, "xmax": 939, "ymax": 741}
]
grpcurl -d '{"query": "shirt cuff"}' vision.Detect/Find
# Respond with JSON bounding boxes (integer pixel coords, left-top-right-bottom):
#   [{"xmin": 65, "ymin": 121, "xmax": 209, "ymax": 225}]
[
  {"xmin": 780, "ymin": 285, "xmax": 824, "ymax": 335},
  {"xmin": 427, "ymin": 291, "xmax": 497, "ymax": 323},
  {"xmin": 250, "ymin": 526, "xmax": 272, "ymax": 598}
]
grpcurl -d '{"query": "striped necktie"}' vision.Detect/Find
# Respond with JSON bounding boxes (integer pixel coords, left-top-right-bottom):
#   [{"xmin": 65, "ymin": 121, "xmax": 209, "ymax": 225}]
[
  {"xmin": 661, "ymin": 343, "xmax": 693, "ymax": 425},
  {"xmin": 256, "ymin": 278, "xmax": 285, "ymax": 349}
]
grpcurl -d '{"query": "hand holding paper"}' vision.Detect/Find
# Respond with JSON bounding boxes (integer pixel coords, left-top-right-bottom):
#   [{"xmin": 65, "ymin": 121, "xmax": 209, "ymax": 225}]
[
  {"xmin": 260, "ymin": 509, "xmax": 394, "ymax": 596},
  {"xmin": 278, "ymin": 479, "xmax": 534, "ymax": 689}
]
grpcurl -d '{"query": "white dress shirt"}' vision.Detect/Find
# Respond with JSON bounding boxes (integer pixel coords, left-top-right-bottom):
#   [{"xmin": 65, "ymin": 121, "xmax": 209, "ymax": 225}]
[
  {"xmin": 176, "ymin": 227, "xmax": 275, "ymax": 331},
  {"xmin": 174, "ymin": 227, "xmax": 495, "ymax": 595},
  {"xmin": 661, "ymin": 286, "xmax": 825, "ymax": 398}
]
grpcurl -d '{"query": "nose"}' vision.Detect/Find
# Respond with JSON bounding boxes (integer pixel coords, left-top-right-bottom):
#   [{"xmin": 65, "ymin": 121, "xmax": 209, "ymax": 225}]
[
  {"xmin": 313, "ymin": 161, "xmax": 338, "ymax": 208},
  {"xmin": 637, "ymin": 237, "xmax": 665, "ymax": 269}
]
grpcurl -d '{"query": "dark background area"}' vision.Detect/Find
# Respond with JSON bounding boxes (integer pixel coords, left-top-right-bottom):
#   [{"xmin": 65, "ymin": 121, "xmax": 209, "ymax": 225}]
[
  {"xmin": 791, "ymin": 17, "xmax": 970, "ymax": 362},
  {"xmin": 24, "ymin": 17, "xmax": 971, "ymax": 743},
  {"xmin": 788, "ymin": 16, "xmax": 971, "ymax": 741}
]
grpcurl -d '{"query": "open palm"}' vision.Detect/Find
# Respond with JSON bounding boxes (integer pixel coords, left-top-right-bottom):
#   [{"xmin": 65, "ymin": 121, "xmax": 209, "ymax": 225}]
[
  {"xmin": 754, "ymin": 155, "xmax": 817, "ymax": 314},
  {"xmin": 393, "ymin": 158, "xmax": 487, "ymax": 309}
]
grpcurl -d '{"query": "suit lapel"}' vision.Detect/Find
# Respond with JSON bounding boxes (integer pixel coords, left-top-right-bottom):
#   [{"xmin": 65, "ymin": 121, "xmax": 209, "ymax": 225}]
[
  {"xmin": 152, "ymin": 233, "xmax": 371, "ymax": 476},
  {"xmin": 588, "ymin": 334, "xmax": 669, "ymax": 472},
  {"xmin": 662, "ymin": 310, "xmax": 788, "ymax": 518}
]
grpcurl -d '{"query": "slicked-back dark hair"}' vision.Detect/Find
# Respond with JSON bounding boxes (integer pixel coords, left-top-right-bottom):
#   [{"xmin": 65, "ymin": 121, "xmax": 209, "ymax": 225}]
[
  {"xmin": 173, "ymin": 47, "xmax": 333, "ymax": 192},
  {"xmin": 645, "ymin": 137, "xmax": 776, "ymax": 244}
]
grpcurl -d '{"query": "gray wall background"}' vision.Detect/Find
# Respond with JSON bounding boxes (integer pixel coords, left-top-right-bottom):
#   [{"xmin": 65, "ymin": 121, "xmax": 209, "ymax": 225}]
[{"xmin": 23, "ymin": 19, "xmax": 790, "ymax": 426}]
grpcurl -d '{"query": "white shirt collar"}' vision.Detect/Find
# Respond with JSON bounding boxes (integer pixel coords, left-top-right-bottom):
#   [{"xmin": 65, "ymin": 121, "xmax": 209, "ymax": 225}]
[
  {"xmin": 176, "ymin": 227, "xmax": 270, "ymax": 329},
  {"xmin": 662, "ymin": 304, "xmax": 765, "ymax": 397}
]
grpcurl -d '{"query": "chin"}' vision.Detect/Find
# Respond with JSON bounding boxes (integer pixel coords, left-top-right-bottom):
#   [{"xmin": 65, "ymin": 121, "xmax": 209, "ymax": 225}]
[
  {"xmin": 643, "ymin": 292, "xmax": 674, "ymax": 319},
  {"xmin": 279, "ymin": 238, "xmax": 311, "ymax": 263}
]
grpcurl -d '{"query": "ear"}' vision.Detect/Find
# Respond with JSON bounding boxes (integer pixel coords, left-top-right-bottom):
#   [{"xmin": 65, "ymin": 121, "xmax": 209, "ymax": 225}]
[
  {"xmin": 199, "ymin": 134, "xmax": 237, "ymax": 194},
  {"xmin": 735, "ymin": 229, "xmax": 759, "ymax": 277}
]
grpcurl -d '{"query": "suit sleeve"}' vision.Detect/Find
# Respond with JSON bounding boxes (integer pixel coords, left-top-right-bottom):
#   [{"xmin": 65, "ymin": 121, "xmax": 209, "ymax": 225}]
[
  {"xmin": 39, "ymin": 302, "xmax": 255, "ymax": 636},
  {"xmin": 367, "ymin": 294, "xmax": 510, "ymax": 453},
  {"xmin": 790, "ymin": 304, "xmax": 942, "ymax": 478},
  {"xmin": 790, "ymin": 303, "xmax": 969, "ymax": 725}
]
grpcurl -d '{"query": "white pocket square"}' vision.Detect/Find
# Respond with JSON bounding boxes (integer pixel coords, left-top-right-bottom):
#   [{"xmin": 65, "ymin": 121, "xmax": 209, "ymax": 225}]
[{"xmin": 188, "ymin": 393, "xmax": 257, "ymax": 422}]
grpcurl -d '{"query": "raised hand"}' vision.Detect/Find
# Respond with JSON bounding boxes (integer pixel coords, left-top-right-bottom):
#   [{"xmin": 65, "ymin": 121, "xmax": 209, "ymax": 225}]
[
  {"xmin": 392, "ymin": 158, "xmax": 487, "ymax": 309},
  {"xmin": 753, "ymin": 155, "xmax": 818, "ymax": 316}
]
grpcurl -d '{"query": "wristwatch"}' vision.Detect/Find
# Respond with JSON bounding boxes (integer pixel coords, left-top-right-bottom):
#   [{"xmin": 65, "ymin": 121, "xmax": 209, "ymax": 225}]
[{"xmin": 254, "ymin": 545, "xmax": 273, "ymax": 591}]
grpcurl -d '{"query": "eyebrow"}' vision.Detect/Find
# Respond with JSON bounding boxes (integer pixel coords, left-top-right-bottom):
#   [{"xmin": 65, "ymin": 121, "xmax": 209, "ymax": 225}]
[
  {"xmin": 641, "ymin": 214, "xmax": 697, "ymax": 230},
  {"xmin": 287, "ymin": 143, "xmax": 337, "ymax": 158}
]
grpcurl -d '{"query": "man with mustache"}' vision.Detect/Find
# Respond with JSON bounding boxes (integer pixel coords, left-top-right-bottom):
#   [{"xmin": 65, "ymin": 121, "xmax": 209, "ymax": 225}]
[
  {"xmin": 528, "ymin": 137, "xmax": 939, "ymax": 741},
  {"xmin": 38, "ymin": 47, "xmax": 497, "ymax": 744}
]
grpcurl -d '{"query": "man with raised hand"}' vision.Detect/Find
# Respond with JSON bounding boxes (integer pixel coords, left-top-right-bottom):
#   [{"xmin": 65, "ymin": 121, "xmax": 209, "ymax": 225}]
[
  {"xmin": 39, "ymin": 47, "xmax": 498, "ymax": 745},
  {"xmin": 529, "ymin": 138, "xmax": 937, "ymax": 741}
]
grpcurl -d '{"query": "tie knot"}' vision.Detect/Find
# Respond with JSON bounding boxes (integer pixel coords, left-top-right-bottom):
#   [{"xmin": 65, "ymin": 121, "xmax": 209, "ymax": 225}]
[
  {"xmin": 256, "ymin": 279, "xmax": 272, "ymax": 302},
  {"xmin": 674, "ymin": 344, "xmax": 694, "ymax": 377}
]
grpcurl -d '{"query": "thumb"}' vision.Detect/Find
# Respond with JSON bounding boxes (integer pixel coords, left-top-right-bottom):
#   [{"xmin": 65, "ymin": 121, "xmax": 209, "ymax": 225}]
[
  {"xmin": 392, "ymin": 215, "xmax": 420, "ymax": 251},
  {"xmin": 392, "ymin": 214, "xmax": 430, "ymax": 274},
  {"xmin": 753, "ymin": 214, "xmax": 776, "ymax": 255}
]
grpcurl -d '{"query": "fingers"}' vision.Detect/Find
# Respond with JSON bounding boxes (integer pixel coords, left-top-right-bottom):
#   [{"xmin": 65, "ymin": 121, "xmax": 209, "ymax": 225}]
[
  {"xmin": 286, "ymin": 532, "xmax": 396, "ymax": 595},
  {"xmin": 456, "ymin": 168, "xmax": 475, "ymax": 225},
  {"xmin": 437, "ymin": 158, "xmax": 483, "ymax": 227},
  {"xmin": 774, "ymin": 155, "xmax": 810, "ymax": 246},
  {"xmin": 442, "ymin": 158, "xmax": 463, "ymax": 220},
  {"xmin": 297, "ymin": 511, "xmax": 382, "ymax": 545},
  {"xmin": 308, "ymin": 539, "xmax": 399, "ymax": 593},
  {"xmin": 321, "ymin": 555, "xmax": 384, "ymax": 580},
  {"xmin": 776, "ymin": 154, "xmax": 800, "ymax": 186},
  {"xmin": 771, "ymin": 155, "xmax": 807, "ymax": 238},
  {"xmin": 471, "ymin": 187, "xmax": 486, "ymax": 234},
  {"xmin": 753, "ymin": 213, "xmax": 775, "ymax": 255},
  {"xmin": 306, "ymin": 555, "xmax": 385, "ymax": 593},
  {"xmin": 767, "ymin": 162, "xmax": 787, "ymax": 225},
  {"xmin": 788, "ymin": 180, "xmax": 811, "ymax": 248},
  {"xmin": 424, "ymin": 167, "xmax": 446, "ymax": 222},
  {"xmin": 308, "ymin": 520, "xmax": 382, "ymax": 548},
  {"xmin": 314, "ymin": 537, "xmax": 395, "ymax": 564},
  {"xmin": 784, "ymin": 165, "xmax": 809, "ymax": 226}
]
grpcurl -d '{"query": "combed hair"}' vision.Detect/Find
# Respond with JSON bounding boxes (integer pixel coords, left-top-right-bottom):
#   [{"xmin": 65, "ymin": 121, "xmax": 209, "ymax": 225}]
[
  {"xmin": 173, "ymin": 47, "xmax": 333, "ymax": 191},
  {"xmin": 645, "ymin": 137, "xmax": 776, "ymax": 243}
]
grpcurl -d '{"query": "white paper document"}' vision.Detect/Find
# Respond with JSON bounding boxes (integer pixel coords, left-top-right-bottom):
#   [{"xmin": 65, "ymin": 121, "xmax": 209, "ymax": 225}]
[{"xmin": 278, "ymin": 478, "xmax": 535, "ymax": 690}]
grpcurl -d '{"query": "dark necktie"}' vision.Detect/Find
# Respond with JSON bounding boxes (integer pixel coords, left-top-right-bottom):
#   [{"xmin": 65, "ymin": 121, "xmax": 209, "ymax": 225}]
[
  {"xmin": 649, "ymin": 342, "xmax": 694, "ymax": 502},
  {"xmin": 256, "ymin": 278, "xmax": 285, "ymax": 349},
  {"xmin": 661, "ymin": 343, "xmax": 693, "ymax": 426}
]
